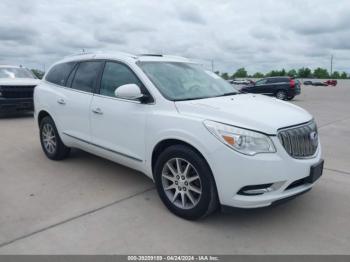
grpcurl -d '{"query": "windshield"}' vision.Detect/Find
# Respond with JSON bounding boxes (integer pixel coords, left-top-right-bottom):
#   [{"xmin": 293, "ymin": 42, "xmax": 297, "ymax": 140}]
[
  {"xmin": 0, "ymin": 68, "xmax": 36, "ymax": 79},
  {"xmin": 138, "ymin": 62, "xmax": 239, "ymax": 101}
]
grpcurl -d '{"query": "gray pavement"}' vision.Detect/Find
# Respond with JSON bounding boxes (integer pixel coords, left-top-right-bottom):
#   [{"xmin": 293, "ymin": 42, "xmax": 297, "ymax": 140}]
[{"xmin": 0, "ymin": 82, "xmax": 349, "ymax": 254}]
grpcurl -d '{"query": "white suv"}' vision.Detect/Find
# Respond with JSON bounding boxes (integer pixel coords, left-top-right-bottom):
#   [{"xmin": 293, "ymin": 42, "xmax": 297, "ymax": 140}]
[{"xmin": 34, "ymin": 52, "xmax": 323, "ymax": 220}]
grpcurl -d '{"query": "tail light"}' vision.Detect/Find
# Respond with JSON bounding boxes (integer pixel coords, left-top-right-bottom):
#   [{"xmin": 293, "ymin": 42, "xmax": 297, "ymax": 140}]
[{"xmin": 290, "ymin": 79, "xmax": 295, "ymax": 89}]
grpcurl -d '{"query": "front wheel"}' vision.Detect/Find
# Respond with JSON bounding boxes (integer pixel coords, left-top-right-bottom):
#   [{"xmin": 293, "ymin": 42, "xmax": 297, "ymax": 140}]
[
  {"xmin": 154, "ymin": 145, "xmax": 218, "ymax": 220},
  {"xmin": 40, "ymin": 116, "xmax": 70, "ymax": 160}
]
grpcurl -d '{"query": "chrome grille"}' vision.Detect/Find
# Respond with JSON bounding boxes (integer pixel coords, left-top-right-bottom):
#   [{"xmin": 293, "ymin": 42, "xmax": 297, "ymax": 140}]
[{"xmin": 278, "ymin": 121, "xmax": 318, "ymax": 158}]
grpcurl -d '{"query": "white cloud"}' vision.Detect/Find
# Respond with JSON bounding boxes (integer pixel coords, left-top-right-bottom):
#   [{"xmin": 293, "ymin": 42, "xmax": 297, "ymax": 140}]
[{"xmin": 0, "ymin": 0, "xmax": 349, "ymax": 74}]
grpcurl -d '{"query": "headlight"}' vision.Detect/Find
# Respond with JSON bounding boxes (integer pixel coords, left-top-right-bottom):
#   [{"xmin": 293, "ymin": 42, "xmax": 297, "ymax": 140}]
[{"xmin": 203, "ymin": 120, "xmax": 276, "ymax": 156}]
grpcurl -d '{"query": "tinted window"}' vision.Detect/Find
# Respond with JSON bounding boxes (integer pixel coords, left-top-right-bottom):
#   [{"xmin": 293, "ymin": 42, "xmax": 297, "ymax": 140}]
[
  {"xmin": 71, "ymin": 61, "xmax": 103, "ymax": 92},
  {"xmin": 65, "ymin": 64, "xmax": 78, "ymax": 87},
  {"xmin": 268, "ymin": 78, "xmax": 288, "ymax": 83},
  {"xmin": 255, "ymin": 79, "xmax": 267, "ymax": 86},
  {"xmin": 100, "ymin": 62, "xmax": 141, "ymax": 97},
  {"xmin": 46, "ymin": 62, "xmax": 76, "ymax": 86}
]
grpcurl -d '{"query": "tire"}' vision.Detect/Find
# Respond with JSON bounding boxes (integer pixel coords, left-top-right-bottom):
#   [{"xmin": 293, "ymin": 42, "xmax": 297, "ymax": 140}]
[
  {"xmin": 287, "ymin": 96, "xmax": 295, "ymax": 101},
  {"xmin": 39, "ymin": 116, "xmax": 70, "ymax": 160},
  {"xmin": 276, "ymin": 90, "xmax": 287, "ymax": 100},
  {"xmin": 154, "ymin": 145, "xmax": 219, "ymax": 220}
]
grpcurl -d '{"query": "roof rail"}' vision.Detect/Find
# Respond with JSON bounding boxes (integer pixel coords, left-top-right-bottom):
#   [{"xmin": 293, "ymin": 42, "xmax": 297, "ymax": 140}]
[
  {"xmin": 137, "ymin": 54, "xmax": 163, "ymax": 57},
  {"xmin": 64, "ymin": 51, "xmax": 95, "ymax": 58}
]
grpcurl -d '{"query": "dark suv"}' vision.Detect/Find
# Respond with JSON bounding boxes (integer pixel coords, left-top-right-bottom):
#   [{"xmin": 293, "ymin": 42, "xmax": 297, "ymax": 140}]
[
  {"xmin": 0, "ymin": 66, "xmax": 41, "ymax": 114},
  {"xmin": 241, "ymin": 76, "xmax": 301, "ymax": 100}
]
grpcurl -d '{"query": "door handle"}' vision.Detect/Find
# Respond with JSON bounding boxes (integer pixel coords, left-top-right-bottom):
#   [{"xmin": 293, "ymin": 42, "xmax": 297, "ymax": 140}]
[
  {"xmin": 57, "ymin": 98, "xmax": 66, "ymax": 105},
  {"xmin": 92, "ymin": 107, "xmax": 103, "ymax": 115}
]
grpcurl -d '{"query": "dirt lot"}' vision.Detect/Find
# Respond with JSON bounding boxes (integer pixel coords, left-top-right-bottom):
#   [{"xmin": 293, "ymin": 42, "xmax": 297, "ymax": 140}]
[{"xmin": 0, "ymin": 82, "xmax": 350, "ymax": 254}]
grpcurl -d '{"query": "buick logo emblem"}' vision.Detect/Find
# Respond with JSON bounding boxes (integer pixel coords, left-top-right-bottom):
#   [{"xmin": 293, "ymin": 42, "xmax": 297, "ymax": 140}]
[{"xmin": 310, "ymin": 131, "xmax": 318, "ymax": 146}]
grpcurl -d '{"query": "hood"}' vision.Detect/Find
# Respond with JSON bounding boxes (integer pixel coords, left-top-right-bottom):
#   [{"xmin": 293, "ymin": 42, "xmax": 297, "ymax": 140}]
[
  {"xmin": 175, "ymin": 94, "xmax": 312, "ymax": 135},
  {"xmin": 0, "ymin": 78, "xmax": 41, "ymax": 86}
]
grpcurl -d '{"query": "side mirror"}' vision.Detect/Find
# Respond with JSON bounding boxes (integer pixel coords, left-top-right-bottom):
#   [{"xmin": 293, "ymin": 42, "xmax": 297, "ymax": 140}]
[{"xmin": 114, "ymin": 84, "xmax": 144, "ymax": 101}]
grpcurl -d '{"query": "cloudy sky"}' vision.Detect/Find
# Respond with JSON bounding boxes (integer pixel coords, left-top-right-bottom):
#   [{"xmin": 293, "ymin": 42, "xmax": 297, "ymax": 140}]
[{"xmin": 0, "ymin": 0, "xmax": 349, "ymax": 74}]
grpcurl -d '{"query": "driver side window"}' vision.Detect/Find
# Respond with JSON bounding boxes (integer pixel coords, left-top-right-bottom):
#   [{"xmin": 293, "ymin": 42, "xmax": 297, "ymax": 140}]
[{"xmin": 100, "ymin": 62, "xmax": 141, "ymax": 97}]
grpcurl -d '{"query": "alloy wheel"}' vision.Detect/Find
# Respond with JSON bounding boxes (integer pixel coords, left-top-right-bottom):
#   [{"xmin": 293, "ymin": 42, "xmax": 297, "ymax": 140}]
[
  {"xmin": 42, "ymin": 123, "xmax": 57, "ymax": 154},
  {"xmin": 161, "ymin": 158, "xmax": 202, "ymax": 209}
]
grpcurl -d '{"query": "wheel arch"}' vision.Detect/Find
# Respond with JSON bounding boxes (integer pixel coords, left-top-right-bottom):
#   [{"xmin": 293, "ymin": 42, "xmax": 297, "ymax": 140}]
[
  {"xmin": 37, "ymin": 110, "xmax": 52, "ymax": 126},
  {"xmin": 151, "ymin": 138, "xmax": 212, "ymax": 178}
]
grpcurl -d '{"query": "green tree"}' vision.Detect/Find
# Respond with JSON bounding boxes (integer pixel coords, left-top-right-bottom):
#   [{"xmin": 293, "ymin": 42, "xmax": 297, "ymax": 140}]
[
  {"xmin": 31, "ymin": 69, "xmax": 45, "ymax": 79},
  {"xmin": 313, "ymin": 67, "xmax": 329, "ymax": 79},
  {"xmin": 214, "ymin": 71, "xmax": 220, "ymax": 75},
  {"xmin": 287, "ymin": 69, "xmax": 297, "ymax": 77},
  {"xmin": 331, "ymin": 71, "xmax": 340, "ymax": 79},
  {"xmin": 297, "ymin": 67, "xmax": 312, "ymax": 78},
  {"xmin": 221, "ymin": 72, "xmax": 229, "ymax": 80},
  {"xmin": 253, "ymin": 72, "xmax": 264, "ymax": 78},
  {"xmin": 340, "ymin": 72, "xmax": 348, "ymax": 79},
  {"xmin": 233, "ymin": 68, "xmax": 248, "ymax": 78}
]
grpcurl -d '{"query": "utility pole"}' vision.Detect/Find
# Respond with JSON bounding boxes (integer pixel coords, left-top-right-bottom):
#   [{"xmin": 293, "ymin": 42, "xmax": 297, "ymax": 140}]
[
  {"xmin": 211, "ymin": 59, "xmax": 214, "ymax": 72},
  {"xmin": 330, "ymin": 55, "xmax": 333, "ymax": 76}
]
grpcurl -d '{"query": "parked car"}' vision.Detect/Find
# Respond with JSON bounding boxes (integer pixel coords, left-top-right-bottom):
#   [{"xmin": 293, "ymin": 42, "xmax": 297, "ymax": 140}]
[
  {"xmin": 0, "ymin": 65, "xmax": 41, "ymax": 114},
  {"xmin": 230, "ymin": 79, "xmax": 255, "ymax": 85},
  {"xmin": 324, "ymin": 80, "xmax": 337, "ymax": 86},
  {"xmin": 303, "ymin": 80, "xmax": 313, "ymax": 85},
  {"xmin": 241, "ymin": 76, "xmax": 301, "ymax": 100},
  {"xmin": 312, "ymin": 81, "xmax": 328, "ymax": 86},
  {"xmin": 34, "ymin": 53, "xmax": 323, "ymax": 220}
]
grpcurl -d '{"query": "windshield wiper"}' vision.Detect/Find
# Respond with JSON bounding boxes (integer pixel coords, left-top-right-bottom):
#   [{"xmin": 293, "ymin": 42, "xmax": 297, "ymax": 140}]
[{"xmin": 175, "ymin": 96, "xmax": 211, "ymax": 101}]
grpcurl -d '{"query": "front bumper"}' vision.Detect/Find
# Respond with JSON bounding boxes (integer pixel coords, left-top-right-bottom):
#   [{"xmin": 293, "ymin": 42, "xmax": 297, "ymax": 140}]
[
  {"xmin": 207, "ymin": 136, "xmax": 322, "ymax": 208},
  {"xmin": 0, "ymin": 97, "xmax": 34, "ymax": 113}
]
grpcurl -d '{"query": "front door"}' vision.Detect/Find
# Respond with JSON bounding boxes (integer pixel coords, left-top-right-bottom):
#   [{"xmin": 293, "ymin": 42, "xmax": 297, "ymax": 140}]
[{"xmin": 90, "ymin": 61, "xmax": 151, "ymax": 164}]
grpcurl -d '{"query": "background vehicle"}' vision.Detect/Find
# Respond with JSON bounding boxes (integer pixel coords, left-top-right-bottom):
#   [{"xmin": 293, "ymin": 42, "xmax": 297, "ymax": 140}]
[
  {"xmin": 324, "ymin": 80, "xmax": 337, "ymax": 86},
  {"xmin": 34, "ymin": 53, "xmax": 322, "ymax": 220},
  {"xmin": 241, "ymin": 76, "xmax": 301, "ymax": 100},
  {"xmin": 230, "ymin": 79, "xmax": 255, "ymax": 85},
  {"xmin": 312, "ymin": 81, "xmax": 328, "ymax": 86},
  {"xmin": 0, "ymin": 65, "xmax": 40, "ymax": 114}
]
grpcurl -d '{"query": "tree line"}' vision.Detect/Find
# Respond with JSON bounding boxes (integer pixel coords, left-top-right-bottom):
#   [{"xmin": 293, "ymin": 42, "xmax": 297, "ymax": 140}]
[
  {"xmin": 216, "ymin": 67, "xmax": 349, "ymax": 80},
  {"xmin": 31, "ymin": 69, "xmax": 45, "ymax": 79}
]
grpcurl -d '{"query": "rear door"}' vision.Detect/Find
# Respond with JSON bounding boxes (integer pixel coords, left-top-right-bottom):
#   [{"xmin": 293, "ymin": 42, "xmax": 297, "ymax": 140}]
[
  {"xmin": 265, "ymin": 78, "xmax": 284, "ymax": 95},
  {"xmin": 54, "ymin": 61, "xmax": 104, "ymax": 143}
]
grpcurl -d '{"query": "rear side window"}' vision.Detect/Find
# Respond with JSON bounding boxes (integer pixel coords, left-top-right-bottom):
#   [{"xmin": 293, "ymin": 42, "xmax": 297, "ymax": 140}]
[
  {"xmin": 46, "ymin": 62, "xmax": 76, "ymax": 86},
  {"xmin": 268, "ymin": 78, "xmax": 288, "ymax": 83},
  {"xmin": 255, "ymin": 79, "xmax": 267, "ymax": 86},
  {"xmin": 100, "ymin": 62, "xmax": 141, "ymax": 97},
  {"xmin": 71, "ymin": 61, "xmax": 103, "ymax": 93}
]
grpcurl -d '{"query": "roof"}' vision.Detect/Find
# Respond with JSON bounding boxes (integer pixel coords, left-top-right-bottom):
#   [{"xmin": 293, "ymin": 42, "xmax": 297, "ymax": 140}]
[{"xmin": 57, "ymin": 52, "xmax": 192, "ymax": 64}]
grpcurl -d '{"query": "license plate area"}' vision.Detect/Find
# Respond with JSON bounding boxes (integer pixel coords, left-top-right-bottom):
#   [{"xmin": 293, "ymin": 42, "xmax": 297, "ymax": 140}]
[{"xmin": 307, "ymin": 159, "xmax": 324, "ymax": 183}]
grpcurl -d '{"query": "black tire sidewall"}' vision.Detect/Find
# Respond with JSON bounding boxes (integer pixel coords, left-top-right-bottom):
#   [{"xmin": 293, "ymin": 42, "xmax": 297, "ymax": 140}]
[
  {"xmin": 154, "ymin": 145, "xmax": 217, "ymax": 220},
  {"xmin": 39, "ymin": 116, "xmax": 69, "ymax": 160},
  {"xmin": 276, "ymin": 90, "xmax": 287, "ymax": 100}
]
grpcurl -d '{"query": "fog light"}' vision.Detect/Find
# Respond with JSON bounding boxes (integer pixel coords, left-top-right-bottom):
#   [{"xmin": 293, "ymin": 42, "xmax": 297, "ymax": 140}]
[{"xmin": 238, "ymin": 183, "xmax": 273, "ymax": 196}]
